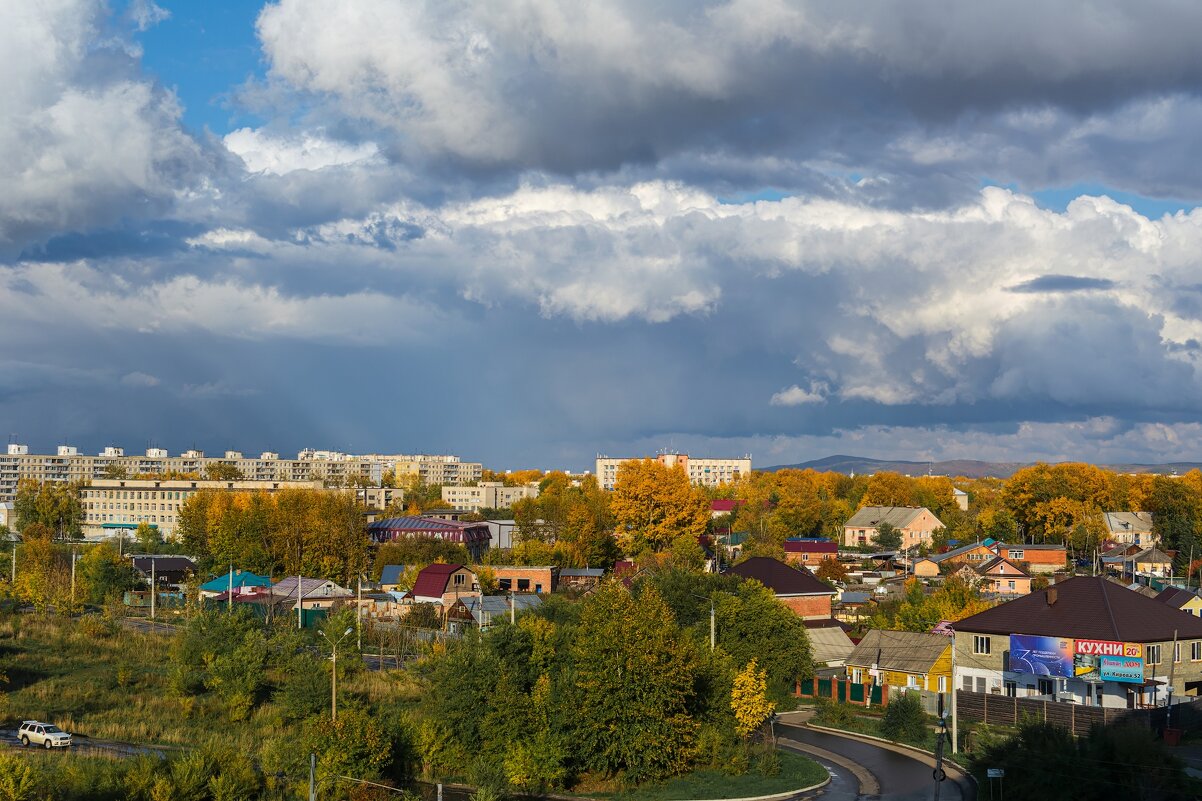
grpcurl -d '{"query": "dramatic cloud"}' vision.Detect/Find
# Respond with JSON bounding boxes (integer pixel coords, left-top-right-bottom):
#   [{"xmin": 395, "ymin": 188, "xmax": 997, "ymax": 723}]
[{"xmin": 2, "ymin": 1, "xmax": 1202, "ymax": 466}]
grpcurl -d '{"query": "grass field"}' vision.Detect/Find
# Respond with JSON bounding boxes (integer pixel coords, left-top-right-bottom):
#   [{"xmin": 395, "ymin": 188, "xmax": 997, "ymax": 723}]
[{"xmin": 596, "ymin": 752, "xmax": 828, "ymax": 801}]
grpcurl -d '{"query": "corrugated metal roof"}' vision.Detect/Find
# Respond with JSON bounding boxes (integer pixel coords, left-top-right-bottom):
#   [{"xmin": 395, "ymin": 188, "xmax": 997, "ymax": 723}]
[
  {"xmin": 1103, "ymin": 511, "xmax": 1153, "ymax": 534},
  {"xmin": 724, "ymin": 557, "xmax": 836, "ymax": 597},
  {"xmin": 845, "ymin": 506, "xmax": 932, "ymax": 529},
  {"xmin": 808, "ymin": 625, "xmax": 855, "ymax": 666},
  {"xmin": 199, "ymin": 571, "xmax": 271, "ymax": 593},
  {"xmin": 412, "ymin": 563, "xmax": 468, "ymax": 600},
  {"xmin": 379, "ymin": 565, "xmax": 406, "ymax": 586},
  {"xmin": 845, "ymin": 629, "xmax": 951, "ymax": 675}
]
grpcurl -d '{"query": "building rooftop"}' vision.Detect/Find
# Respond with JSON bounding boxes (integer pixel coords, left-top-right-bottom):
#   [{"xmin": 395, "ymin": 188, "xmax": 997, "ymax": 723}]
[
  {"xmin": 845, "ymin": 629, "xmax": 951, "ymax": 675},
  {"xmin": 724, "ymin": 557, "xmax": 836, "ymax": 597},
  {"xmin": 1103, "ymin": 511, "xmax": 1153, "ymax": 534},
  {"xmin": 845, "ymin": 506, "xmax": 934, "ymax": 529},
  {"xmin": 412, "ymin": 563, "xmax": 469, "ymax": 600},
  {"xmin": 954, "ymin": 576, "xmax": 1202, "ymax": 642},
  {"xmin": 379, "ymin": 565, "xmax": 406, "ymax": 586}
]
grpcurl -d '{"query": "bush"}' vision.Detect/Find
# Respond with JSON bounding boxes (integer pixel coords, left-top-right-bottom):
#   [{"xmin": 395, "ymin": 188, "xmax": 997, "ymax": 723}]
[
  {"xmin": 812, "ymin": 699, "xmax": 855, "ymax": 727},
  {"xmin": 880, "ymin": 692, "xmax": 930, "ymax": 745}
]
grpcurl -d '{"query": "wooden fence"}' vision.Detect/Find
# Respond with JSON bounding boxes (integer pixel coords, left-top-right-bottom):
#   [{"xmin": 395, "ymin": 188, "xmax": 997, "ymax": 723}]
[{"xmin": 954, "ymin": 690, "xmax": 1202, "ymax": 735}]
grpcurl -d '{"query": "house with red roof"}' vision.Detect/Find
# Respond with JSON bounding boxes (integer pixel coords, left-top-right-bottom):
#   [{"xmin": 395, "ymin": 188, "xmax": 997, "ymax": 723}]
[
  {"xmin": 411, "ymin": 563, "xmax": 479, "ymax": 605},
  {"xmin": 367, "ymin": 516, "xmax": 492, "ymax": 561},
  {"xmin": 710, "ymin": 499, "xmax": 745, "ymax": 518}
]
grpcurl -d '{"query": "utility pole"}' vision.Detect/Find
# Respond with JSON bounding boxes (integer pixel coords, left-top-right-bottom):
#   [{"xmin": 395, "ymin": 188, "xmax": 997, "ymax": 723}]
[
  {"xmin": 709, "ymin": 599, "xmax": 716, "ymax": 651},
  {"xmin": 1168, "ymin": 628, "xmax": 1179, "ymax": 728},
  {"xmin": 9, "ymin": 540, "xmax": 14, "ymax": 584},
  {"xmin": 228, "ymin": 564, "xmax": 233, "ymax": 614},
  {"xmin": 150, "ymin": 557, "xmax": 156, "ymax": 623},
  {"xmin": 70, "ymin": 548, "xmax": 76, "ymax": 605},
  {"xmin": 510, "ymin": 588, "xmax": 515, "ymax": 625},
  {"xmin": 950, "ymin": 634, "xmax": 959, "ymax": 753},
  {"xmin": 320, "ymin": 627, "xmax": 353, "ymax": 723},
  {"xmin": 309, "ymin": 752, "xmax": 316, "ymax": 801},
  {"xmin": 357, "ymin": 575, "xmax": 363, "ymax": 652}
]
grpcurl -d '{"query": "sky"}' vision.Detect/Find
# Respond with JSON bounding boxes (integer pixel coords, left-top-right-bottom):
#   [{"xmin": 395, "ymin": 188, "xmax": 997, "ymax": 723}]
[{"xmin": 4, "ymin": 0, "xmax": 1202, "ymax": 471}]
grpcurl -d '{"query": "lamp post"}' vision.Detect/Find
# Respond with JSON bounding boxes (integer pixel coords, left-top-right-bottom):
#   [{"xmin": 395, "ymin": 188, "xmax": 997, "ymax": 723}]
[{"xmin": 319, "ymin": 626, "xmax": 354, "ymax": 723}]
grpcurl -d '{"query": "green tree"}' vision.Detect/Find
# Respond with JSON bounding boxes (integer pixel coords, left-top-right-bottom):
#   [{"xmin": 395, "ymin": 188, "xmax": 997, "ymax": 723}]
[
  {"xmin": 203, "ymin": 462, "xmax": 245, "ymax": 481},
  {"xmin": 872, "ymin": 522, "xmax": 901, "ymax": 550},
  {"xmin": 13, "ymin": 479, "xmax": 84, "ymax": 538},
  {"xmin": 880, "ymin": 692, "xmax": 930, "ymax": 745},
  {"xmin": 135, "ymin": 521, "xmax": 162, "ymax": 553},
  {"xmin": 77, "ymin": 542, "xmax": 140, "ymax": 604},
  {"xmin": 570, "ymin": 583, "xmax": 700, "ymax": 782}
]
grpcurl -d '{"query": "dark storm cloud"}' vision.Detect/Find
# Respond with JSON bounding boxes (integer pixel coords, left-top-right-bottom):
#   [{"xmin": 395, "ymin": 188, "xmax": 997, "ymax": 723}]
[{"xmin": 1007, "ymin": 275, "xmax": 1118, "ymax": 294}]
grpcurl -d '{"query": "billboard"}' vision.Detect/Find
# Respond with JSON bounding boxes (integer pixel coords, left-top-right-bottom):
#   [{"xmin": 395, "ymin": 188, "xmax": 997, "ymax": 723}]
[
  {"xmin": 1009, "ymin": 634, "xmax": 1074, "ymax": 678},
  {"xmin": 1073, "ymin": 640, "xmax": 1144, "ymax": 683},
  {"xmin": 1099, "ymin": 656, "xmax": 1145, "ymax": 683}
]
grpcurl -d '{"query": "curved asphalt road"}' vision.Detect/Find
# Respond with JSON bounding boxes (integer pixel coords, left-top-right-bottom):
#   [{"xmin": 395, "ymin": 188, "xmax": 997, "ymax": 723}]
[{"xmin": 779, "ymin": 722, "xmax": 971, "ymax": 801}]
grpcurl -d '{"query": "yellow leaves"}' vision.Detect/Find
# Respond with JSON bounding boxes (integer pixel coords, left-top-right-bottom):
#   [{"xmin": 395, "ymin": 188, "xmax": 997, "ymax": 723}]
[
  {"xmin": 611, "ymin": 459, "xmax": 709, "ymax": 554},
  {"xmin": 731, "ymin": 658, "xmax": 775, "ymax": 739}
]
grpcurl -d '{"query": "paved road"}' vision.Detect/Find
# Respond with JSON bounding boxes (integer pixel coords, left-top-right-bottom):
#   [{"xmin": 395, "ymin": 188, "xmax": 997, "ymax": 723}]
[{"xmin": 779, "ymin": 722, "xmax": 971, "ymax": 801}]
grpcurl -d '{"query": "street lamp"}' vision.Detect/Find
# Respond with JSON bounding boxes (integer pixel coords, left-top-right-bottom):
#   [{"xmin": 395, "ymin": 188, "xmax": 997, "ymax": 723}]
[{"xmin": 318, "ymin": 626, "xmax": 354, "ymax": 723}]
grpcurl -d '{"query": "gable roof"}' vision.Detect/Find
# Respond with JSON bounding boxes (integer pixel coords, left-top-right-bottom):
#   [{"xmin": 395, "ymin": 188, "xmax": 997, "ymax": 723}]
[
  {"xmin": 724, "ymin": 557, "xmax": 836, "ymax": 597},
  {"xmin": 271, "ymin": 576, "xmax": 352, "ymax": 599},
  {"xmin": 930, "ymin": 541, "xmax": 993, "ymax": 563},
  {"xmin": 978, "ymin": 556, "xmax": 1030, "ymax": 578},
  {"xmin": 710, "ymin": 499, "xmax": 745, "ymax": 513},
  {"xmin": 379, "ymin": 565, "xmax": 406, "ymax": 586},
  {"xmin": 199, "ymin": 570, "xmax": 271, "ymax": 593},
  {"xmin": 953, "ymin": 576, "xmax": 1202, "ymax": 642},
  {"xmin": 131, "ymin": 556, "xmax": 196, "ymax": 577},
  {"xmin": 1132, "ymin": 547, "xmax": 1173, "ymax": 564},
  {"xmin": 453, "ymin": 594, "xmax": 543, "ymax": 625},
  {"xmin": 367, "ymin": 516, "xmax": 491, "ymax": 543},
  {"xmin": 1103, "ymin": 511, "xmax": 1153, "ymax": 535},
  {"xmin": 783, "ymin": 538, "xmax": 838, "ymax": 554},
  {"xmin": 412, "ymin": 563, "xmax": 470, "ymax": 600},
  {"xmin": 845, "ymin": 629, "xmax": 951, "ymax": 674},
  {"xmin": 808, "ymin": 624, "xmax": 856, "ymax": 665},
  {"xmin": 993, "ymin": 543, "xmax": 1066, "ymax": 552},
  {"xmin": 845, "ymin": 506, "xmax": 939, "ymax": 529},
  {"xmin": 1155, "ymin": 587, "xmax": 1200, "ymax": 610}
]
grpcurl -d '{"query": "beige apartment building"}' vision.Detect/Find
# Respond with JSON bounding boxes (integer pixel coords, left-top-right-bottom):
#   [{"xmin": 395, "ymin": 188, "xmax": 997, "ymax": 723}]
[
  {"xmin": 0, "ymin": 444, "xmax": 481, "ymax": 504},
  {"xmin": 441, "ymin": 482, "xmax": 540, "ymax": 511},
  {"xmin": 595, "ymin": 452, "xmax": 752, "ymax": 491},
  {"xmin": 80, "ymin": 478, "xmax": 326, "ymax": 541}
]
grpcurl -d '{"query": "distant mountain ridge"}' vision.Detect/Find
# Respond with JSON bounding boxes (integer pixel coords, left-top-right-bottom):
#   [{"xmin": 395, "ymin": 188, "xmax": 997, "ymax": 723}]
[{"xmin": 762, "ymin": 454, "xmax": 1202, "ymax": 479}]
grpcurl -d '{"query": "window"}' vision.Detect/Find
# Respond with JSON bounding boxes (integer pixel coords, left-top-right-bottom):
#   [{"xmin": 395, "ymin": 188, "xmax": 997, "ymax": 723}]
[
  {"xmin": 962, "ymin": 676, "xmax": 973, "ymax": 691},
  {"xmin": 1010, "ymin": 549, "xmax": 1024, "ymax": 560},
  {"xmin": 1038, "ymin": 678, "xmax": 1055, "ymax": 696},
  {"xmin": 517, "ymin": 578, "xmax": 531, "ymax": 591},
  {"xmin": 852, "ymin": 668, "xmax": 863, "ymax": 683},
  {"xmin": 452, "ymin": 573, "xmax": 465, "ymax": 586},
  {"xmin": 1175, "ymin": 642, "xmax": 1181, "ymax": 663},
  {"xmin": 1004, "ymin": 681, "xmax": 1017, "ymax": 697},
  {"xmin": 1148, "ymin": 644, "xmax": 1162, "ymax": 665},
  {"xmin": 907, "ymin": 675, "xmax": 919, "ymax": 688},
  {"xmin": 938, "ymin": 676, "xmax": 948, "ymax": 693},
  {"xmin": 975, "ymin": 677, "xmax": 986, "ymax": 693},
  {"xmin": 973, "ymin": 635, "xmax": 991, "ymax": 655},
  {"xmin": 1191, "ymin": 642, "xmax": 1201, "ymax": 662},
  {"xmin": 1007, "ymin": 580, "xmax": 1016, "ymax": 590}
]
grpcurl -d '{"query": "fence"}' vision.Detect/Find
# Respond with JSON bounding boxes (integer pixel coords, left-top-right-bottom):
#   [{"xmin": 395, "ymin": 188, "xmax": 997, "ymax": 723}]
[
  {"xmin": 796, "ymin": 677, "xmax": 885, "ymax": 706},
  {"xmin": 955, "ymin": 690, "xmax": 1202, "ymax": 735}
]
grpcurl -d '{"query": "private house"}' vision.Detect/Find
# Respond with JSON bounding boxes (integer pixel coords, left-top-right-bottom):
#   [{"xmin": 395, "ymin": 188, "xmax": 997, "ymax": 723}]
[
  {"xmin": 842, "ymin": 506, "xmax": 944, "ymax": 550},
  {"xmin": 1102, "ymin": 512, "xmax": 1156, "ymax": 547},
  {"xmin": 953, "ymin": 576, "xmax": 1202, "ymax": 708},
  {"xmin": 412, "ymin": 563, "xmax": 479, "ymax": 605},
  {"xmin": 558, "ymin": 568, "xmax": 604, "ymax": 591},
  {"xmin": 1155, "ymin": 587, "xmax": 1202, "ymax": 618},
  {"xmin": 912, "ymin": 542, "xmax": 995, "ymax": 577},
  {"xmin": 834, "ymin": 590, "xmax": 873, "ymax": 623},
  {"xmin": 446, "ymin": 594, "xmax": 543, "ymax": 630},
  {"xmin": 953, "ymin": 488, "xmax": 969, "ymax": 512},
  {"xmin": 131, "ymin": 555, "xmax": 196, "ymax": 589},
  {"xmin": 976, "ymin": 557, "xmax": 1032, "ymax": 596},
  {"xmin": 1131, "ymin": 548, "xmax": 1174, "ymax": 578},
  {"xmin": 724, "ymin": 557, "xmax": 837, "ymax": 620},
  {"xmin": 845, "ymin": 629, "xmax": 953, "ymax": 693},
  {"xmin": 270, "ymin": 576, "xmax": 353, "ymax": 611},
  {"xmin": 379, "ymin": 565, "xmax": 408, "ymax": 593},
  {"xmin": 357, "ymin": 592, "xmax": 407, "ymax": 622},
  {"xmin": 710, "ymin": 499, "xmax": 745, "ymax": 519},
  {"xmin": 783, "ymin": 538, "xmax": 838, "ymax": 567},
  {"xmin": 806, "ymin": 619, "xmax": 856, "ymax": 668},
  {"xmin": 990, "ymin": 543, "xmax": 1066, "ymax": 574},
  {"xmin": 366, "ymin": 516, "xmax": 492, "ymax": 561},
  {"xmin": 198, "ymin": 570, "xmax": 271, "ymax": 599},
  {"xmin": 487, "ymin": 565, "xmax": 557, "ymax": 594}
]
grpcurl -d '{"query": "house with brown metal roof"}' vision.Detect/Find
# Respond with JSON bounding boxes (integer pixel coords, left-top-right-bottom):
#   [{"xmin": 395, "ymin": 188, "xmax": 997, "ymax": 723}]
[
  {"xmin": 953, "ymin": 576, "xmax": 1202, "ymax": 708},
  {"xmin": 1155, "ymin": 587, "xmax": 1202, "ymax": 618},
  {"xmin": 411, "ymin": 563, "xmax": 479, "ymax": 605},
  {"xmin": 724, "ymin": 557, "xmax": 837, "ymax": 620}
]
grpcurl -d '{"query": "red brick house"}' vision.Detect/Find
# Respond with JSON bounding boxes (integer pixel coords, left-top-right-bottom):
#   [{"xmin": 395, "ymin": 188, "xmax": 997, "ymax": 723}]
[
  {"xmin": 486, "ymin": 565, "xmax": 557, "ymax": 594},
  {"xmin": 724, "ymin": 557, "xmax": 837, "ymax": 620}
]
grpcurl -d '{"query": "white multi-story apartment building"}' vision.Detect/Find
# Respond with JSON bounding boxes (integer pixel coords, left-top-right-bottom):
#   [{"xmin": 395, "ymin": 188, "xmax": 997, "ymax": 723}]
[
  {"xmin": 441, "ymin": 482, "xmax": 540, "ymax": 511},
  {"xmin": 595, "ymin": 452, "xmax": 752, "ymax": 491},
  {"xmin": 0, "ymin": 443, "xmax": 482, "ymax": 504},
  {"xmin": 80, "ymin": 478, "xmax": 325, "ymax": 540}
]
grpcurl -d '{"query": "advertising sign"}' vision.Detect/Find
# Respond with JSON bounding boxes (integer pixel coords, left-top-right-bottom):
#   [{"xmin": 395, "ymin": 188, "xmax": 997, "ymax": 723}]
[
  {"xmin": 1072, "ymin": 639, "xmax": 1143, "ymax": 682},
  {"xmin": 1099, "ymin": 655, "xmax": 1145, "ymax": 683},
  {"xmin": 1009, "ymin": 634, "xmax": 1074, "ymax": 678}
]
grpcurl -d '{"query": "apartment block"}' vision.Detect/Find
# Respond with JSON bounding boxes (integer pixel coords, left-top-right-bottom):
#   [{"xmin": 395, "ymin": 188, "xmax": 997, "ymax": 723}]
[
  {"xmin": 595, "ymin": 452, "xmax": 751, "ymax": 491},
  {"xmin": 441, "ymin": 482, "xmax": 540, "ymax": 511},
  {"xmin": 80, "ymin": 478, "xmax": 325, "ymax": 540},
  {"xmin": 0, "ymin": 443, "xmax": 482, "ymax": 504}
]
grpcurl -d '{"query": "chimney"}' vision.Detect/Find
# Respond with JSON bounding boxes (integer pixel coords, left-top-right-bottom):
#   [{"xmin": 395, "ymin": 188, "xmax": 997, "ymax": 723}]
[{"xmin": 1046, "ymin": 587, "xmax": 1058, "ymax": 606}]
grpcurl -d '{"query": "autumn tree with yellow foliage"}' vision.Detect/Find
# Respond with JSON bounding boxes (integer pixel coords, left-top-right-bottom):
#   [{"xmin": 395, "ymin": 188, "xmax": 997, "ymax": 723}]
[
  {"xmin": 731, "ymin": 659, "xmax": 776, "ymax": 739},
  {"xmin": 611, "ymin": 459, "xmax": 709, "ymax": 555}
]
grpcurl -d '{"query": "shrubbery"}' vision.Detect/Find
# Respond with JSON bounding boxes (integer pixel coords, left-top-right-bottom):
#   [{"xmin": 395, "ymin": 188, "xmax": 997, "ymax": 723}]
[{"xmin": 879, "ymin": 691, "xmax": 931, "ymax": 745}]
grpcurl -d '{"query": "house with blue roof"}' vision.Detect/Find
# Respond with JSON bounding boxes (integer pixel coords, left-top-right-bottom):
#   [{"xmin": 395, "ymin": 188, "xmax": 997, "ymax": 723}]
[{"xmin": 198, "ymin": 569, "xmax": 272, "ymax": 598}]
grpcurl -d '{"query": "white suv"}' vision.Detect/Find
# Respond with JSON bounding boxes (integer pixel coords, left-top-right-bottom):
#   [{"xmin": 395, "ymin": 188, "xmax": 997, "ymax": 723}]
[{"xmin": 18, "ymin": 721, "xmax": 71, "ymax": 748}]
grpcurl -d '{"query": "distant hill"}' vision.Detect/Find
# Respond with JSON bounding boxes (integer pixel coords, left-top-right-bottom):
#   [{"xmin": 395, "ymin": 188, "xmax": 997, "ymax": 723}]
[{"xmin": 762, "ymin": 454, "xmax": 1202, "ymax": 479}]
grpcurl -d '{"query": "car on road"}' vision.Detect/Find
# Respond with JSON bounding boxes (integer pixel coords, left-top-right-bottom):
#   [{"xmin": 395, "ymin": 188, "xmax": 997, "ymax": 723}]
[{"xmin": 18, "ymin": 721, "xmax": 71, "ymax": 748}]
